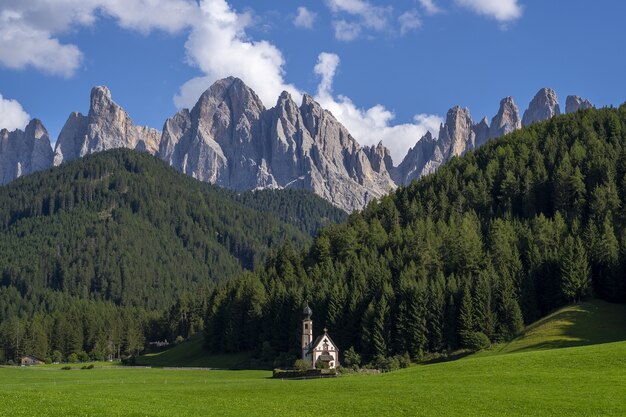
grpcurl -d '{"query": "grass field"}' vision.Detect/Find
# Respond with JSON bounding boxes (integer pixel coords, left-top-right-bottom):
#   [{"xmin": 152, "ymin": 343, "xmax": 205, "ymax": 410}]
[
  {"xmin": 2, "ymin": 300, "xmax": 626, "ymax": 416},
  {"xmin": 135, "ymin": 335, "xmax": 252, "ymax": 369}
]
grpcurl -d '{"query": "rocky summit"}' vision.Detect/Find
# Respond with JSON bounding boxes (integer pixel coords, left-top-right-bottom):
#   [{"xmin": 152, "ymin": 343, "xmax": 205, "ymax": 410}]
[
  {"xmin": 565, "ymin": 96, "xmax": 594, "ymax": 114},
  {"xmin": 53, "ymin": 86, "xmax": 161, "ymax": 166},
  {"xmin": 0, "ymin": 119, "xmax": 53, "ymax": 185},
  {"xmin": 522, "ymin": 88, "xmax": 561, "ymax": 127},
  {"xmin": 160, "ymin": 77, "xmax": 396, "ymax": 211}
]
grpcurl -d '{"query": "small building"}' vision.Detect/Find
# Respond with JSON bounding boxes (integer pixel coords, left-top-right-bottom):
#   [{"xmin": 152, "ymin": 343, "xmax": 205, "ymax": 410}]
[
  {"xmin": 301, "ymin": 304, "xmax": 339, "ymax": 369},
  {"xmin": 20, "ymin": 356, "xmax": 44, "ymax": 366}
]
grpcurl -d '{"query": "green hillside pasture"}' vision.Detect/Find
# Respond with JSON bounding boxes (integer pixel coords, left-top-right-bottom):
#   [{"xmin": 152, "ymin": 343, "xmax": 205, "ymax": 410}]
[
  {"xmin": 481, "ymin": 299, "xmax": 626, "ymax": 356},
  {"xmin": 2, "ymin": 340, "xmax": 626, "ymax": 416},
  {"xmin": 136, "ymin": 335, "xmax": 252, "ymax": 369}
]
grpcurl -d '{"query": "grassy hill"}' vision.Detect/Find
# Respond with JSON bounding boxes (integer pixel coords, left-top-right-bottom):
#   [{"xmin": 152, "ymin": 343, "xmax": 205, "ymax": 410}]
[
  {"xmin": 135, "ymin": 335, "xmax": 252, "ymax": 369},
  {"xmin": 479, "ymin": 299, "xmax": 626, "ymax": 356},
  {"xmin": 2, "ymin": 339, "xmax": 626, "ymax": 416}
]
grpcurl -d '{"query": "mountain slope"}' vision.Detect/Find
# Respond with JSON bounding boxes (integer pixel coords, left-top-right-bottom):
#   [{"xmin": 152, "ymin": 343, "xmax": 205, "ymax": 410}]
[
  {"xmin": 198, "ymin": 104, "xmax": 626, "ymax": 359},
  {"xmin": 0, "ymin": 149, "xmax": 341, "ymax": 311}
]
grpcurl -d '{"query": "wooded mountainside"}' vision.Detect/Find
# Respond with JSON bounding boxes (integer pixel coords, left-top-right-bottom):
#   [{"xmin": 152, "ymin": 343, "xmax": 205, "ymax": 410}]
[
  {"xmin": 0, "ymin": 150, "xmax": 346, "ymax": 362},
  {"xmin": 196, "ymin": 104, "xmax": 626, "ymax": 363}
]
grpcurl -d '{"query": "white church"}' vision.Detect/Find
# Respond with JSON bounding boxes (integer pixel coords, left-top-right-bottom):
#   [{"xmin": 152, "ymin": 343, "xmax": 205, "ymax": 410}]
[{"xmin": 301, "ymin": 304, "xmax": 340, "ymax": 369}]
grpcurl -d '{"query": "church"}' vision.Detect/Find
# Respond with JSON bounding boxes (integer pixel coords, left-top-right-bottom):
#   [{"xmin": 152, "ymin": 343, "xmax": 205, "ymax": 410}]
[{"xmin": 301, "ymin": 304, "xmax": 339, "ymax": 369}]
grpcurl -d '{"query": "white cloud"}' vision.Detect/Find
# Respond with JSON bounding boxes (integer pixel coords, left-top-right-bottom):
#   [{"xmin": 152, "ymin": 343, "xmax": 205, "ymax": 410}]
[
  {"xmin": 174, "ymin": 0, "xmax": 301, "ymax": 109},
  {"xmin": 0, "ymin": 94, "xmax": 30, "ymax": 131},
  {"xmin": 313, "ymin": 53, "xmax": 442, "ymax": 164},
  {"xmin": 333, "ymin": 20, "xmax": 362, "ymax": 41},
  {"xmin": 293, "ymin": 6, "xmax": 317, "ymax": 29},
  {"xmin": 455, "ymin": 0, "xmax": 522, "ymax": 22},
  {"xmin": 398, "ymin": 10, "xmax": 422, "ymax": 35},
  {"xmin": 325, "ymin": 0, "xmax": 392, "ymax": 40},
  {"xmin": 0, "ymin": 0, "xmax": 199, "ymax": 77},
  {"xmin": 419, "ymin": 0, "xmax": 442, "ymax": 15}
]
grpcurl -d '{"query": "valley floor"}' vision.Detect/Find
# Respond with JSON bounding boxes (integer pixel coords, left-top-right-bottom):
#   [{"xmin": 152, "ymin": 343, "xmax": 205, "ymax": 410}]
[{"xmin": 1, "ymin": 339, "xmax": 626, "ymax": 416}]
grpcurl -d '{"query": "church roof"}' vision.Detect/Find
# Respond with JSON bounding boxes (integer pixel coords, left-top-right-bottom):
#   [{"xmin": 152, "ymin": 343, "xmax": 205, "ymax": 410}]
[{"xmin": 307, "ymin": 331, "xmax": 339, "ymax": 354}]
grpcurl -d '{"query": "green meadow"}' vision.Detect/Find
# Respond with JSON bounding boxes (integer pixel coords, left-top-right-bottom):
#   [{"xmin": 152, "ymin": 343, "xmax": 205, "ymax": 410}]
[{"xmin": 2, "ymin": 300, "xmax": 626, "ymax": 417}]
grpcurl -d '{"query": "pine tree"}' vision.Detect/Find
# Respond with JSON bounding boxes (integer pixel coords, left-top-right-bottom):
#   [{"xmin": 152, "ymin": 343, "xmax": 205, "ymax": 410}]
[{"xmin": 560, "ymin": 236, "xmax": 591, "ymax": 303}]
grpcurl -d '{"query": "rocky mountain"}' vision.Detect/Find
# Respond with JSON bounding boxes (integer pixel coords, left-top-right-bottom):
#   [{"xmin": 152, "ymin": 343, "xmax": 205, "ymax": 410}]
[
  {"xmin": 393, "ymin": 88, "xmax": 577, "ymax": 186},
  {"xmin": 53, "ymin": 86, "xmax": 160, "ymax": 165},
  {"xmin": 0, "ymin": 82, "xmax": 595, "ymax": 210},
  {"xmin": 522, "ymin": 88, "xmax": 561, "ymax": 127},
  {"xmin": 566, "ymin": 95, "xmax": 594, "ymax": 114},
  {"xmin": 488, "ymin": 97, "xmax": 522, "ymax": 140},
  {"xmin": 159, "ymin": 77, "xmax": 395, "ymax": 211},
  {"xmin": 0, "ymin": 119, "xmax": 53, "ymax": 184}
]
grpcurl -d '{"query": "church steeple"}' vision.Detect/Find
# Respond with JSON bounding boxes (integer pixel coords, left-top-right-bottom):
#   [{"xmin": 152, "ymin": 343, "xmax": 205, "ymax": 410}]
[{"xmin": 302, "ymin": 303, "xmax": 313, "ymax": 361}]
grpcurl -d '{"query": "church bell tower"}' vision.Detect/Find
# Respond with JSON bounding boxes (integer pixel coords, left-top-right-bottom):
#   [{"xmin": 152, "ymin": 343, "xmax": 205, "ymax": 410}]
[{"xmin": 302, "ymin": 303, "xmax": 313, "ymax": 361}]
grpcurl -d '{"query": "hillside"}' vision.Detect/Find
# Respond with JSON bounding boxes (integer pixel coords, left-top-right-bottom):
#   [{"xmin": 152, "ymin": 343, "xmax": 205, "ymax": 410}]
[
  {"xmin": 196, "ymin": 104, "xmax": 626, "ymax": 360},
  {"xmin": 0, "ymin": 149, "xmax": 345, "ymax": 363},
  {"xmin": 481, "ymin": 299, "xmax": 626, "ymax": 355}
]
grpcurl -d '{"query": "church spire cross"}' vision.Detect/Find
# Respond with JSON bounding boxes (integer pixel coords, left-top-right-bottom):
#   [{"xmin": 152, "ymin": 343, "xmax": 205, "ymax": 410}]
[{"xmin": 324, "ymin": 327, "xmax": 328, "ymax": 334}]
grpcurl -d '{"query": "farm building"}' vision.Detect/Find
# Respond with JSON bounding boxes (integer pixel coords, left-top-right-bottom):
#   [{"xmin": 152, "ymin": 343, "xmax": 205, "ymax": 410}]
[{"xmin": 20, "ymin": 356, "xmax": 45, "ymax": 366}]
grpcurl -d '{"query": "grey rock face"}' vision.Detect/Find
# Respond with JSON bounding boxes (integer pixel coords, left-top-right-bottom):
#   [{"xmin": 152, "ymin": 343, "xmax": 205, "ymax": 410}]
[
  {"xmin": 565, "ymin": 96, "xmax": 594, "ymax": 114},
  {"xmin": 440, "ymin": 106, "xmax": 475, "ymax": 159},
  {"xmin": 472, "ymin": 117, "xmax": 490, "ymax": 149},
  {"xmin": 489, "ymin": 97, "xmax": 521, "ymax": 140},
  {"xmin": 393, "ymin": 131, "xmax": 437, "ymax": 185},
  {"xmin": 54, "ymin": 86, "xmax": 161, "ymax": 165},
  {"xmin": 0, "ymin": 119, "xmax": 53, "ymax": 184},
  {"xmin": 159, "ymin": 77, "xmax": 396, "ymax": 212},
  {"xmin": 365, "ymin": 141, "xmax": 395, "ymax": 177},
  {"xmin": 522, "ymin": 88, "xmax": 561, "ymax": 127}
]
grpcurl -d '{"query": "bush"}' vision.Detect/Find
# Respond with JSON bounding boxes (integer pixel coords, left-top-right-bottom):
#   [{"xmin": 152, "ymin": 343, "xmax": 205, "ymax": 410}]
[
  {"xmin": 68, "ymin": 353, "xmax": 79, "ymax": 363},
  {"xmin": 343, "ymin": 346, "xmax": 361, "ymax": 368},
  {"xmin": 175, "ymin": 335, "xmax": 185, "ymax": 344},
  {"xmin": 78, "ymin": 351, "xmax": 90, "ymax": 363},
  {"xmin": 52, "ymin": 350, "xmax": 63, "ymax": 364},
  {"xmin": 61, "ymin": 366, "xmax": 71, "ymax": 370},
  {"xmin": 44, "ymin": 357, "xmax": 52, "ymax": 365},
  {"xmin": 462, "ymin": 331, "xmax": 491, "ymax": 351},
  {"xmin": 81, "ymin": 364, "xmax": 94, "ymax": 370},
  {"xmin": 293, "ymin": 359, "xmax": 311, "ymax": 372}
]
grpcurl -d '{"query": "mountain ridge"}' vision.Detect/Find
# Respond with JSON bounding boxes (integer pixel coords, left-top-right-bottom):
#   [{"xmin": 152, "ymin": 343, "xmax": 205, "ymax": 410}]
[{"xmin": 0, "ymin": 79, "xmax": 595, "ymax": 210}]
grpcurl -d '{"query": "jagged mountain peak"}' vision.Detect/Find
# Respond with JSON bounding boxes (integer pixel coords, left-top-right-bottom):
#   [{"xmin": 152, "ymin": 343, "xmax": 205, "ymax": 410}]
[
  {"xmin": 522, "ymin": 87, "xmax": 561, "ymax": 127},
  {"xmin": 566, "ymin": 95, "xmax": 594, "ymax": 114}
]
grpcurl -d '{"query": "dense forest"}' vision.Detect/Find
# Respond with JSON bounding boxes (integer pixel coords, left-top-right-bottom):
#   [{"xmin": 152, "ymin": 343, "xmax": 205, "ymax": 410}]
[
  {"xmin": 195, "ymin": 104, "xmax": 626, "ymax": 363},
  {"xmin": 0, "ymin": 150, "xmax": 345, "ymax": 363}
]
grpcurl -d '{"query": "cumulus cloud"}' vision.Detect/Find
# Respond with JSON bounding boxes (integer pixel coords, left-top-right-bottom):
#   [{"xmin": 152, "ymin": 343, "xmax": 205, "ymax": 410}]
[
  {"xmin": 398, "ymin": 10, "xmax": 422, "ymax": 35},
  {"xmin": 174, "ymin": 0, "xmax": 301, "ymax": 109},
  {"xmin": 0, "ymin": 0, "xmax": 198, "ymax": 77},
  {"xmin": 313, "ymin": 53, "xmax": 442, "ymax": 163},
  {"xmin": 293, "ymin": 6, "xmax": 317, "ymax": 29},
  {"xmin": 419, "ymin": 0, "xmax": 442, "ymax": 15},
  {"xmin": 455, "ymin": 0, "xmax": 523, "ymax": 22},
  {"xmin": 325, "ymin": 0, "xmax": 392, "ymax": 40},
  {"xmin": 0, "ymin": 94, "xmax": 30, "ymax": 131}
]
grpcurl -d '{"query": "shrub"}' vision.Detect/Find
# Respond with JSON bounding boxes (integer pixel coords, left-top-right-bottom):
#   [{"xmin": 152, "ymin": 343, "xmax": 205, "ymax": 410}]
[
  {"xmin": 343, "ymin": 346, "xmax": 362, "ymax": 368},
  {"xmin": 293, "ymin": 359, "xmax": 311, "ymax": 372},
  {"xmin": 78, "ymin": 351, "xmax": 90, "ymax": 363},
  {"xmin": 44, "ymin": 357, "xmax": 52, "ymax": 365},
  {"xmin": 68, "ymin": 353, "xmax": 79, "ymax": 363},
  {"xmin": 52, "ymin": 350, "xmax": 63, "ymax": 364},
  {"xmin": 175, "ymin": 335, "xmax": 185, "ymax": 344},
  {"xmin": 61, "ymin": 366, "xmax": 71, "ymax": 370},
  {"xmin": 462, "ymin": 331, "xmax": 491, "ymax": 351},
  {"xmin": 81, "ymin": 364, "xmax": 94, "ymax": 370}
]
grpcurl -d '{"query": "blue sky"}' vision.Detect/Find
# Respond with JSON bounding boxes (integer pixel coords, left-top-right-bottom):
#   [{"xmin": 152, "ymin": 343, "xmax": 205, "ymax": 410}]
[{"xmin": 1, "ymin": 0, "xmax": 625, "ymax": 163}]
